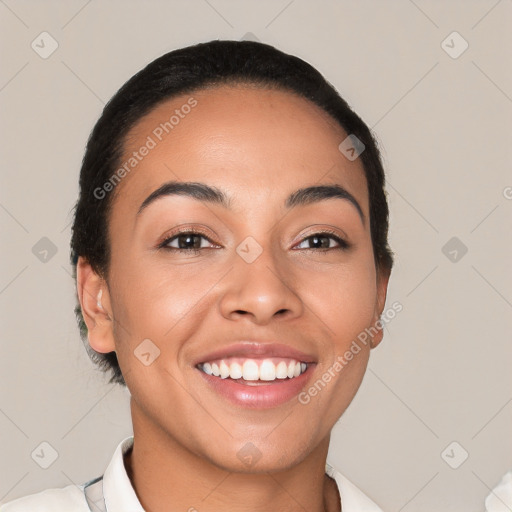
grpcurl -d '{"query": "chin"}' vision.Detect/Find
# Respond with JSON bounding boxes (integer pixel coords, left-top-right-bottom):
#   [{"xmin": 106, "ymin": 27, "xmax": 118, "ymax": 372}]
[{"xmin": 200, "ymin": 435, "xmax": 318, "ymax": 475}]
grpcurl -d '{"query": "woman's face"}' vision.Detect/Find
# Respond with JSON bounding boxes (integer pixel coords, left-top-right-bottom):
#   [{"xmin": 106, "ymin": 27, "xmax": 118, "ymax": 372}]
[{"xmin": 83, "ymin": 84, "xmax": 389, "ymax": 472}]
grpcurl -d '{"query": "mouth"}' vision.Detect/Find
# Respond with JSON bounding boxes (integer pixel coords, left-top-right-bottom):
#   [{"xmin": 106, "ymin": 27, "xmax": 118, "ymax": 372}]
[
  {"xmin": 193, "ymin": 343, "xmax": 317, "ymax": 409},
  {"xmin": 197, "ymin": 357, "xmax": 308, "ymax": 384}
]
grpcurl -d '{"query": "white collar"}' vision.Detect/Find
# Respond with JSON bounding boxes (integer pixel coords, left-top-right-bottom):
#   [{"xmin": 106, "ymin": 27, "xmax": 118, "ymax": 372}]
[
  {"xmin": 102, "ymin": 436, "xmax": 383, "ymax": 512},
  {"xmin": 102, "ymin": 436, "xmax": 143, "ymax": 511}
]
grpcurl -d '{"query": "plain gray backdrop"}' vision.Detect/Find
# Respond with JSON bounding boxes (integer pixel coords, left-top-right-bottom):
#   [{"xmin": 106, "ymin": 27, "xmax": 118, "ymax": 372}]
[{"xmin": 1, "ymin": 1, "xmax": 511, "ymax": 511}]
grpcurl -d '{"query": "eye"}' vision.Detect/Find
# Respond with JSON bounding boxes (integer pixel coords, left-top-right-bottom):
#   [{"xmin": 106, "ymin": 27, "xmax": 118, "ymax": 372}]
[
  {"xmin": 157, "ymin": 229, "xmax": 349, "ymax": 254},
  {"xmin": 294, "ymin": 231, "xmax": 350, "ymax": 251},
  {"xmin": 158, "ymin": 230, "xmax": 219, "ymax": 254}
]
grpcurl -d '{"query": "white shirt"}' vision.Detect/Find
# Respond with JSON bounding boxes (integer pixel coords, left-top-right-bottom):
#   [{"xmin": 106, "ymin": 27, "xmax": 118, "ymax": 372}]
[
  {"xmin": 0, "ymin": 436, "xmax": 383, "ymax": 511},
  {"xmin": 484, "ymin": 470, "xmax": 512, "ymax": 512}
]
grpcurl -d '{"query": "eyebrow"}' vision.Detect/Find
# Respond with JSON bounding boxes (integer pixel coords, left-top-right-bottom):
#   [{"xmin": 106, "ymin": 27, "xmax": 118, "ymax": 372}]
[{"xmin": 136, "ymin": 181, "xmax": 365, "ymax": 225}]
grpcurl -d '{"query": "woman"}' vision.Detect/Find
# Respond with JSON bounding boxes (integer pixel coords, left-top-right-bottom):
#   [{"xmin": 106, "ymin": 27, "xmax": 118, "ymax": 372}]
[{"xmin": 1, "ymin": 39, "xmax": 394, "ymax": 511}]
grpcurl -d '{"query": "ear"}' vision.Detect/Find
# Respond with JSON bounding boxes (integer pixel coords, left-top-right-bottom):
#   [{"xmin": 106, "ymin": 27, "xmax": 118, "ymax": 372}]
[
  {"xmin": 76, "ymin": 256, "xmax": 116, "ymax": 354},
  {"xmin": 369, "ymin": 265, "xmax": 391, "ymax": 349}
]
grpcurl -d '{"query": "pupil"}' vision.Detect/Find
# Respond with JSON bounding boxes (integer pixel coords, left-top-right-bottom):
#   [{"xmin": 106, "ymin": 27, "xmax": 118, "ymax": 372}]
[
  {"xmin": 179, "ymin": 235, "xmax": 200, "ymax": 249},
  {"xmin": 311, "ymin": 236, "xmax": 328, "ymax": 248}
]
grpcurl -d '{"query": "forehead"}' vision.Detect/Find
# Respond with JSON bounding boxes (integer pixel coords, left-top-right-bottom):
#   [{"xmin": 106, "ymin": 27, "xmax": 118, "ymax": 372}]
[{"xmin": 111, "ymin": 84, "xmax": 368, "ymax": 218}]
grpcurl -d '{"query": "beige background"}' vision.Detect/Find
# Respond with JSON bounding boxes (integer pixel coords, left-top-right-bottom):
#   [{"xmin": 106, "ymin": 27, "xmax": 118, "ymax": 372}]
[{"xmin": 1, "ymin": 1, "xmax": 511, "ymax": 510}]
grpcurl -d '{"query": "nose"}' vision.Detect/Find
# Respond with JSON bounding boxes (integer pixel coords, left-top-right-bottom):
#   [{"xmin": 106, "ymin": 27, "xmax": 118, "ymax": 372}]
[{"xmin": 219, "ymin": 243, "xmax": 304, "ymax": 325}]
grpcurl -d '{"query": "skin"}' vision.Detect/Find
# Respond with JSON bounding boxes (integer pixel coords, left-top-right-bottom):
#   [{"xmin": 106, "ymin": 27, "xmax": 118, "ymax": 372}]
[{"xmin": 77, "ymin": 84, "xmax": 390, "ymax": 512}]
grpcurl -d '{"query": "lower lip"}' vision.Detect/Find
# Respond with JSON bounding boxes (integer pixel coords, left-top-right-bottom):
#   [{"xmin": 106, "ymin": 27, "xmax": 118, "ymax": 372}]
[{"xmin": 196, "ymin": 366, "xmax": 315, "ymax": 409}]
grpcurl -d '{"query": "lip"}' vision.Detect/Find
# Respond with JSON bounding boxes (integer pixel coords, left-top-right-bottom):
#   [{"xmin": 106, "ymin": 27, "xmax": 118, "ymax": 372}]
[
  {"xmin": 193, "ymin": 341, "xmax": 317, "ymax": 366},
  {"xmin": 193, "ymin": 341, "xmax": 317, "ymax": 409},
  {"xmin": 196, "ymin": 364, "xmax": 316, "ymax": 409}
]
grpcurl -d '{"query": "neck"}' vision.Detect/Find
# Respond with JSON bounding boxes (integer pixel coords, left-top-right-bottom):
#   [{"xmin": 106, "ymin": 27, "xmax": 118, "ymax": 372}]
[{"xmin": 124, "ymin": 400, "xmax": 341, "ymax": 512}]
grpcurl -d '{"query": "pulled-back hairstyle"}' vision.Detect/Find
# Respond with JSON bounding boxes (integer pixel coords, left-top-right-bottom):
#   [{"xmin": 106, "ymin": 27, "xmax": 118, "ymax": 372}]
[{"xmin": 70, "ymin": 39, "xmax": 394, "ymax": 387}]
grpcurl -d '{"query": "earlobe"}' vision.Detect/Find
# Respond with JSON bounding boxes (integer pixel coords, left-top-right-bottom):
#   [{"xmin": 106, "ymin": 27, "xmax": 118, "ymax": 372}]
[{"xmin": 76, "ymin": 256, "xmax": 116, "ymax": 354}]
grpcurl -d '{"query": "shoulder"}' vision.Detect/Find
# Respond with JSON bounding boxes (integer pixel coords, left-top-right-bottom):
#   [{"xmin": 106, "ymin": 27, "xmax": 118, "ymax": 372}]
[{"xmin": 0, "ymin": 484, "xmax": 89, "ymax": 512}]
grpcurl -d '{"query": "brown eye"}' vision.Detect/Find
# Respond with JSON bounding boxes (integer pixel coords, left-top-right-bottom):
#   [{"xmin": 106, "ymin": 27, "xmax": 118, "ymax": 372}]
[
  {"xmin": 295, "ymin": 232, "xmax": 349, "ymax": 251},
  {"xmin": 159, "ymin": 231, "xmax": 217, "ymax": 253}
]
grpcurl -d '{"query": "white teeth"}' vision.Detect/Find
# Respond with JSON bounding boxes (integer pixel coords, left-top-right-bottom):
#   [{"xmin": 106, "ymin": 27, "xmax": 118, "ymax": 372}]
[
  {"xmin": 259, "ymin": 360, "xmax": 276, "ymax": 381},
  {"xmin": 229, "ymin": 362, "xmax": 243, "ymax": 379},
  {"xmin": 276, "ymin": 361, "xmax": 288, "ymax": 379},
  {"xmin": 200, "ymin": 358, "xmax": 309, "ymax": 381},
  {"xmin": 242, "ymin": 360, "xmax": 259, "ymax": 381},
  {"xmin": 219, "ymin": 361, "xmax": 230, "ymax": 379}
]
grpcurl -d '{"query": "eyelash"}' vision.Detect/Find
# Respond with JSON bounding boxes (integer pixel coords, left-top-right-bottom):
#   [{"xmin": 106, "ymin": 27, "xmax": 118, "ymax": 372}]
[{"xmin": 157, "ymin": 229, "xmax": 350, "ymax": 254}]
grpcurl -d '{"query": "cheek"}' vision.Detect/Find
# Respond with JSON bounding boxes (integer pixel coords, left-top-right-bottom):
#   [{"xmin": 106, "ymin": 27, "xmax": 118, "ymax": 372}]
[
  {"xmin": 297, "ymin": 262, "xmax": 376, "ymax": 426},
  {"xmin": 306, "ymin": 255, "xmax": 377, "ymax": 343},
  {"xmin": 107, "ymin": 257, "xmax": 224, "ymax": 352},
  {"xmin": 334, "ymin": 270, "xmax": 376, "ymax": 341}
]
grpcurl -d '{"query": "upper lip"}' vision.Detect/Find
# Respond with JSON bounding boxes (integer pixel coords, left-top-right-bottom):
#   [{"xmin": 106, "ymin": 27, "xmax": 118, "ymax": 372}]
[{"xmin": 194, "ymin": 342, "xmax": 317, "ymax": 366}]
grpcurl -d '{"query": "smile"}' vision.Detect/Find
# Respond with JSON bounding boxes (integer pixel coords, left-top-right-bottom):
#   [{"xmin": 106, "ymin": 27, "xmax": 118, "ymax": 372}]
[
  {"xmin": 198, "ymin": 357, "xmax": 308, "ymax": 382},
  {"xmin": 195, "ymin": 360, "xmax": 316, "ymax": 408}
]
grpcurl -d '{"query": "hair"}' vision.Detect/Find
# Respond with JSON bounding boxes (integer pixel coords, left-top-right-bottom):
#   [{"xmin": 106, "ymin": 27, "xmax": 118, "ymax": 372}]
[{"xmin": 70, "ymin": 39, "xmax": 394, "ymax": 387}]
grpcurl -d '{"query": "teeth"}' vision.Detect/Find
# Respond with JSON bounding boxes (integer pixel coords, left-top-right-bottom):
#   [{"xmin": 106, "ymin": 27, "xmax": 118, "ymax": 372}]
[
  {"xmin": 199, "ymin": 358, "xmax": 308, "ymax": 382},
  {"xmin": 287, "ymin": 361, "xmax": 295, "ymax": 378},
  {"xmin": 202, "ymin": 362, "xmax": 213, "ymax": 375},
  {"xmin": 230, "ymin": 362, "xmax": 243, "ymax": 379},
  {"xmin": 259, "ymin": 360, "xmax": 276, "ymax": 381},
  {"xmin": 219, "ymin": 361, "xmax": 230, "ymax": 379},
  {"xmin": 242, "ymin": 360, "xmax": 259, "ymax": 381},
  {"xmin": 276, "ymin": 361, "xmax": 288, "ymax": 379}
]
